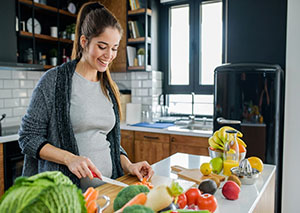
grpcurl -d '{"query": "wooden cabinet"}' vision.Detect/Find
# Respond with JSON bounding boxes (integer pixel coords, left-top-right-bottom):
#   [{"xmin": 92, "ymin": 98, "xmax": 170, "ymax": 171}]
[
  {"xmin": 134, "ymin": 131, "xmax": 170, "ymax": 164},
  {"xmin": 170, "ymin": 134, "xmax": 209, "ymax": 156},
  {"xmin": 121, "ymin": 130, "xmax": 135, "ymax": 162}
]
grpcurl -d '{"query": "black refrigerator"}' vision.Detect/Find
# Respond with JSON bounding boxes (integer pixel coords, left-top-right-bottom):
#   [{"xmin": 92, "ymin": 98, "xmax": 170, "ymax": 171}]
[{"xmin": 213, "ymin": 63, "xmax": 284, "ymax": 212}]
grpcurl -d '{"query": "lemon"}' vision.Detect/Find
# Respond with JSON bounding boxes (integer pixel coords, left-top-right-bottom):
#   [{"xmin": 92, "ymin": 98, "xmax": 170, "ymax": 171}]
[
  {"xmin": 228, "ymin": 149, "xmax": 236, "ymax": 154},
  {"xmin": 248, "ymin": 156, "xmax": 264, "ymax": 172},
  {"xmin": 200, "ymin": 163, "xmax": 212, "ymax": 176}
]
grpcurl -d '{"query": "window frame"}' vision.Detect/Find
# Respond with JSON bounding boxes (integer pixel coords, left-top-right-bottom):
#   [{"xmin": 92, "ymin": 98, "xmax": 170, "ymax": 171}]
[{"xmin": 160, "ymin": 0, "xmax": 224, "ymax": 96}]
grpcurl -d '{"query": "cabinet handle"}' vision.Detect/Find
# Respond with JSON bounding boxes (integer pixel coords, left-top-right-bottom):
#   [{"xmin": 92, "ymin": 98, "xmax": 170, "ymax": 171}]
[
  {"xmin": 144, "ymin": 136, "xmax": 159, "ymax": 140},
  {"xmin": 171, "ymin": 137, "xmax": 175, "ymax": 142}
]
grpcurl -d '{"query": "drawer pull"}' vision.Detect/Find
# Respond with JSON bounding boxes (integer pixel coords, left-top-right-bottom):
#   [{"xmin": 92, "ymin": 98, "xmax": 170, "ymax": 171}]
[
  {"xmin": 171, "ymin": 137, "xmax": 175, "ymax": 142},
  {"xmin": 144, "ymin": 136, "xmax": 159, "ymax": 140}
]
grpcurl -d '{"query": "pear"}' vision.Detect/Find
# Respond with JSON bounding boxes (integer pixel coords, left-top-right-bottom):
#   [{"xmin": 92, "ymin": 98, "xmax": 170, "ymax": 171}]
[{"xmin": 210, "ymin": 157, "xmax": 223, "ymax": 174}]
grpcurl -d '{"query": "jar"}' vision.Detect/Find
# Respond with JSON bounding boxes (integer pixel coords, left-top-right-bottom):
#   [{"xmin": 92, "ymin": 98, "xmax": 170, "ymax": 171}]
[{"xmin": 223, "ymin": 130, "xmax": 240, "ymax": 176}]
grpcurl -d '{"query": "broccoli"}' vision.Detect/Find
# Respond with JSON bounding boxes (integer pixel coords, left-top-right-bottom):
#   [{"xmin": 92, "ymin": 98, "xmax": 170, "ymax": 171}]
[
  {"xmin": 123, "ymin": 205, "xmax": 154, "ymax": 213},
  {"xmin": 113, "ymin": 185, "xmax": 150, "ymax": 211}
]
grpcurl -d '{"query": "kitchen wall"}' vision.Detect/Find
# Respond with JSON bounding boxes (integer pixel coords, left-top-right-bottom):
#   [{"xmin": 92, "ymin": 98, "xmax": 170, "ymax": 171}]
[
  {"xmin": 0, "ymin": 68, "xmax": 162, "ymax": 128},
  {"xmin": 282, "ymin": 0, "xmax": 300, "ymax": 212},
  {"xmin": 111, "ymin": 71, "xmax": 163, "ymax": 112},
  {"xmin": 0, "ymin": 68, "xmax": 44, "ymax": 127}
]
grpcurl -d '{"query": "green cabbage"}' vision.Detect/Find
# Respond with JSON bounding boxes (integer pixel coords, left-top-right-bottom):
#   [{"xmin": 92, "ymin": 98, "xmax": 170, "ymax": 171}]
[{"xmin": 0, "ymin": 171, "xmax": 86, "ymax": 213}]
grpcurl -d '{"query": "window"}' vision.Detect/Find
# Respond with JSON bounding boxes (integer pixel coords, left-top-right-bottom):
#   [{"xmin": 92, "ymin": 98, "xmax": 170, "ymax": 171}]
[{"xmin": 161, "ymin": 0, "xmax": 223, "ymax": 116}]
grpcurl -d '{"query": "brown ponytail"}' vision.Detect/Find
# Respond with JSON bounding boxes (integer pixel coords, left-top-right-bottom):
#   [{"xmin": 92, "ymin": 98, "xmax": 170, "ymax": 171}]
[{"xmin": 71, "ymin": 1, "xmax": 123, "ymax": 119}]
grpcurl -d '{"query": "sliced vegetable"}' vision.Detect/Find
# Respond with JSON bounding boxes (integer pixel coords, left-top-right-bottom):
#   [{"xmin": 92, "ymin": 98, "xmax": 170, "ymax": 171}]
[
  {"xmin": 145, "ymin": 185, "xmax": 173, "ymax": 212},
  {"xmin": 133, "ymin": 177, "xmax": 154, "ymax": 189},
  {"xmin": 85, "ymin": 188, "xmax": 99, "ymax": 209},
  {"xmin": 87, "ymin": 200, "xmax": 97, "ymax": 213},
  {"xmin": 116, "ymin": 193, "xmax": 147, "ymax": 213},
  {"xmin": 83, "ymin": 187, "xmax": 95, "ymax": 200}
]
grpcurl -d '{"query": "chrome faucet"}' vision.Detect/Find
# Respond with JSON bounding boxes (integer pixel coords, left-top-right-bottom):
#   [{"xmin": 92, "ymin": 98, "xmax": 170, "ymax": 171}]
[{"xmin": 188, "ymin": 92, "xmax": 196, "ymax": 126}]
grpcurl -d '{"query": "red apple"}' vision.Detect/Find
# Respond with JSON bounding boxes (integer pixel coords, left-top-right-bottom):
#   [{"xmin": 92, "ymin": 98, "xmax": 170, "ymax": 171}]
[{"xmin": 222, "ymin": 181, "xmax": 241, "ymax": 200}]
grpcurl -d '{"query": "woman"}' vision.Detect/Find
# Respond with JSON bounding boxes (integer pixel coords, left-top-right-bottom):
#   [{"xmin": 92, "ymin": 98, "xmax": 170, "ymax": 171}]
[{"xmin": 18, "ymin": 1, "xmax": 153, "ymax": 190}]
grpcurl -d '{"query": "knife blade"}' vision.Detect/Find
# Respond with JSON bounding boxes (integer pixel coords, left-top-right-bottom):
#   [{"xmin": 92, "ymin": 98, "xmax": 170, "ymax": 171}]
[
  {"xmin": 101, "ymin": 176, "xmax": 129, "ymax": 187},
  {"xmin": 90, "ymin": 169, "xmax": 128, "ymax": 187}
]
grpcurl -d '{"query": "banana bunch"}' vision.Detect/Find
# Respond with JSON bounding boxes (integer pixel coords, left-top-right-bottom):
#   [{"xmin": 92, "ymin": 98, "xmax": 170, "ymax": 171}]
[{"xmin": 209, "ymin": 126, "xmax": 247, "ymax": 151}]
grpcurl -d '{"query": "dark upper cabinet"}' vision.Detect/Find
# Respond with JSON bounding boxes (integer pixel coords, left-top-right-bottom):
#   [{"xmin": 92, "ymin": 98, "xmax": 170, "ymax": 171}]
[
  {"xmin": 225, "ymin": 0, "xmax": 287, "ymax": 70},
  {"xmin": 0, "ymin": 0, "xmax": 17, "ymax": 63}
]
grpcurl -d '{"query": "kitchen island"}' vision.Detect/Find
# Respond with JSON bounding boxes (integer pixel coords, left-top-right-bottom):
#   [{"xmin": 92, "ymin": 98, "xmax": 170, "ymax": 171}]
[{"xmin": 96, "ymin": 153, "xmax": 275, "ymax": 213}]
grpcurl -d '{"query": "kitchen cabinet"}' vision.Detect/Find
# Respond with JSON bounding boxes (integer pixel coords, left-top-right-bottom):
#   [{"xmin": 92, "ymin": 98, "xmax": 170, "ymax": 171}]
[
  {"xmin": 134, "ymin": 131, "xmax": 170, "ymax": 164},
  {"xmin": 16, "ymin": 0, "xmax": 80, "ymax": 69},
  {"xmin": 170, "ymin": 134, "xmax": 209, "ymax": 156},
  {"xmin": 120, "ymin": 130, "xmax": 135, "ymax": 162}
]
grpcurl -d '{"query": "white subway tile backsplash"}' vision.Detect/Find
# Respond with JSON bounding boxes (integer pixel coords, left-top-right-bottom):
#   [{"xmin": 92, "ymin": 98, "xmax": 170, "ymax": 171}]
[
  {"xmin": 20, "ymin": 98, "xmax": 30, "ymax": 107},
  {"xmin": 152, "ymin": 71, "xmax": 163, "ymax": 80},
  {"xmin": 0, "ymin": 80, "xmax": 3, "ymax": 88},
  {"xmin": 27, "ymin": 71, "xmax": 42, "ymax": 79},
  {"xmin": 20, "ymin": 80, "xmax": 34, "ymax": 88},
  {"xmin": 4, "ymin": 80, "xmax": 19, "ymax": 88},
  {"xmin": 12, "ymin": 71, "xmax": 27, "ymax": 79},
  {"xmin": 142, "ymin": 97, "xmax": 153, "ymax": 105},
  {"xmin": 0, "ymin": 70, "xmax": 12, "ymax": 79},
  {"xmin": 0, "ymin": 89, "xmax": 12, "ymax": 98},
  {"xmin": 131, "ymin": 96, "xmax": 142, "ymax": 104},
  {"xmin": 13, "ymin": 107, "xmax": 27, "ymax": 117},
  {"xmin": 12, "ymin": 89, "xmax": 27, "ymax": 98},
  {"xmin": 3, "ymin": 116, "xmax": 22, "ymax": 127},
  {"xmin": 131, "ymin": 80, "xmax": 142, "ymax": 88},
  {"xmin": 27, "ymin": 88, "xmax": 34, "ymax": 97},
  {"xmin": 142, "ymin": 80, "xmax": 152, "ymax": 88},
  {"xmin": 0, "ymin": 108, "xmax": 12, "ymax": 117},
  {"xmin": 136, "ymin": 72, "xmax": 149, "ymax": 80},
  {"xmin": 0, "ymin": 99, "xmax": 3, "ymax": 108},
  {"xmin": 4, "ymin": 99, "xmax": 20, "ymax": 108},
  {"xmin": 135, "ymin": 88, "xmax": 148, "ymax": 96}
]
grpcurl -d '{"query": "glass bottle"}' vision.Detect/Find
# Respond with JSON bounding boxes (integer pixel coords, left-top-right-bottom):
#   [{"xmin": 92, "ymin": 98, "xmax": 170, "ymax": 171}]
[{"xmin": 223, "ymin": 130, "xmax": 240, "ymax": 176}]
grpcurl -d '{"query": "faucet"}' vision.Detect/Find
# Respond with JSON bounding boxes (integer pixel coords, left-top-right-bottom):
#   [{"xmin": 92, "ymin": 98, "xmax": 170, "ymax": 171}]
[{"xmin": 188, "ymin": 92, "xmax": 195, "ymax": 126}]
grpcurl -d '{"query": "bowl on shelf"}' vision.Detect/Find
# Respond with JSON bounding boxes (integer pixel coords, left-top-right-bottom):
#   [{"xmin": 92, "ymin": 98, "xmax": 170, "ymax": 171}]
[{"xmin": 208, "ymin": 147, "xmax": 223, "ymax": 159}]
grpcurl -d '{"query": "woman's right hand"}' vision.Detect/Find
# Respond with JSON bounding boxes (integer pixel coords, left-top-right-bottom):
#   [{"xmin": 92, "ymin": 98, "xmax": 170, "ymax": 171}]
[{"xmin": 66, "ymin": 155, "xmax": 102, "ymax": 180}]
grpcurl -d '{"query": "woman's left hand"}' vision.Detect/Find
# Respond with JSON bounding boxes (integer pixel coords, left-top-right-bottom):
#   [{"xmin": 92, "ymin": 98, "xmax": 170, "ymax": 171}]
[{"xmin": 127, "ymin": 161, "xmax": 154, "ymax": 181}]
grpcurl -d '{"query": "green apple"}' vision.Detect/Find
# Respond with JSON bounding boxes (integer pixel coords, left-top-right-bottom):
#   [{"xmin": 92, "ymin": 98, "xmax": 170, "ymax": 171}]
[{"xmin": 210, "ymin": 157, "xmax": 223, "ymax": 174}]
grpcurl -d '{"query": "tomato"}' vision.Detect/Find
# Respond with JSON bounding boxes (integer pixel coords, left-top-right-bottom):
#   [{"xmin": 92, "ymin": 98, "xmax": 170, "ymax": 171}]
[
  {"xmin": 185, "ymin": 188, "xmax": 201, "ymax": 206},
  {"xmin": 197, "ymin": 193, "xmax": 218, "ymax": 213},
  {"xmin": 177, "ymin": 193, "xmax": 187, "ymax": 209}
]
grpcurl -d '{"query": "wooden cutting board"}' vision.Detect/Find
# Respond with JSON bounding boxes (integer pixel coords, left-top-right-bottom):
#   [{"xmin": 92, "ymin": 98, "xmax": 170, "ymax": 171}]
[
  {"xmin": 171, "ymin": 165, "xmax": 225, "ymax": 185},
  {"xmin": 96, "ymin": 174, "xmax": 195, "ymax": 212}
]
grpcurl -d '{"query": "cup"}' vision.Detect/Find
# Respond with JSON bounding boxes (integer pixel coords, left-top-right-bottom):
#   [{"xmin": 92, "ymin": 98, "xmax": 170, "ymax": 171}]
[{"xmin": 50, "ymin": 26, "xmax": 58, "ymax": 38}]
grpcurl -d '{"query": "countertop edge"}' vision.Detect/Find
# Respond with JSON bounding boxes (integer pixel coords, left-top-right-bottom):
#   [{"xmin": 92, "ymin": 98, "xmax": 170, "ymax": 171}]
[
  {"xmin": 120, "ymin": 123, "xmax": 211, "ymax": 137},
  {"xmin": 248, "ymin": 165, "xmax": 276, "ymax": 213},
  {"xmin": 0, "ymin": 134, "xmax": 19, "ymax": 143}
]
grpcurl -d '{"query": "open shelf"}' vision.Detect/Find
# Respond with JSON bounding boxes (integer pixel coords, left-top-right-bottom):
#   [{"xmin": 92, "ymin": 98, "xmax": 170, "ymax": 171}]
[
  {"xmin": 19, "ymin": 0, "xmax": 77, "ymax": 18},
  {"xmin": 20, "ymin": 31, "xmax": 73, "ymax": 44},
  {"xmin": 128, "ymin": 8, "xmax": 152, "ymax": 16}
]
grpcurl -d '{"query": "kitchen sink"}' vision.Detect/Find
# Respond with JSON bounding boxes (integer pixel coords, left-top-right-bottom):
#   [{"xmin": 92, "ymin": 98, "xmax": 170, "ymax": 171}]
[{"xmin": 167, "ymin": 124, "xmax": 213, "ymax": 134}]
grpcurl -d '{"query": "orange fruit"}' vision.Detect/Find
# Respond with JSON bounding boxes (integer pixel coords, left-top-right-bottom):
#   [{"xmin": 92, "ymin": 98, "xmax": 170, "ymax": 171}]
[{"xmin": 248, "ymin": 156, "xmax": 264, "ymax": 172}]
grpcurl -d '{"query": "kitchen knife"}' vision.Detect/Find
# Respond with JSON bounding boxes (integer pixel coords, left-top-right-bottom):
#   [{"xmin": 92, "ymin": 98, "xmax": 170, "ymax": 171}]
[{"xmin": 90, "ymin": 170, "xmax": 128, "ymax": 187}]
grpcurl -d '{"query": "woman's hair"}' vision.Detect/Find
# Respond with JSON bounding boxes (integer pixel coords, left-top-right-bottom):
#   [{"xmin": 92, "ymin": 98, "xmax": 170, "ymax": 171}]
[{"xmin": 71, "ymin": 1, "xmax": 123, "ymax": 119}]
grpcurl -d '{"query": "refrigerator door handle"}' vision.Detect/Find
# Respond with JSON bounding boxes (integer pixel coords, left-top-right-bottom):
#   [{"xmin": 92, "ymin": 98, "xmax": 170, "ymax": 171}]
[{"xmin": 217, "ymin": 117, "xmax": 241, "ymax": 125}]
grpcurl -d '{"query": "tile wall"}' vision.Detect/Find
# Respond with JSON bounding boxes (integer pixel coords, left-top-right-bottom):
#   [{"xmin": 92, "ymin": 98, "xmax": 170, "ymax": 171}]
[
  {"xmin": 0, "ymin": 68, "xmax": 44, "ymax": 127},
  {"xmin": 0, "ymin": 68, "xmax": 163, "ymax": 127}
]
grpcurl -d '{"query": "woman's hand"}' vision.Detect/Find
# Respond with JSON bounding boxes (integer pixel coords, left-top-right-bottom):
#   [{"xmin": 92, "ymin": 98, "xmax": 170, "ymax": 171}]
[
  {"xmin": 127, "ymin": 161, "xmax": 154, "ymax": 181},
  {"xmin": 66, "ymin": 155, "xmax": 102, "ymax": 180}
]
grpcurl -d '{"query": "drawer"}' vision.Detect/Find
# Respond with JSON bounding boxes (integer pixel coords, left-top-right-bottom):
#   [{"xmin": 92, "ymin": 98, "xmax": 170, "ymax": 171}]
[
  {"xmin": 121, "ymin": 130, "xmax": 134, "ymax": 140},
  {"xmin": 135, "ymin": 131, "xmax": 169, "ymax": 143},
  {"xmin": 170, "ymin": 134, "xmax": 209, "ymax": 148}
]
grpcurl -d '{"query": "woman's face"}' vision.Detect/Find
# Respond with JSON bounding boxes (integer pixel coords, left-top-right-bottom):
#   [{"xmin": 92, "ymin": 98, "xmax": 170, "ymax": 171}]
[{"xmin": 82, "ymin": 27, "xmax": 121, "ymax": 72}]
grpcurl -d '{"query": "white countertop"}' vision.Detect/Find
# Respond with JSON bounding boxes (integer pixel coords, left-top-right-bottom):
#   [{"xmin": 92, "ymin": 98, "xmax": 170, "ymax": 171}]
[
  {"xmin": 0, "ymin": 134, "xmax": 19, "ymax": 143},
  {"xmin": 120, "ymin": 123, "xmax": 212, "ymax": 137},
  {"xmin": 152, "ymin": 153, "xmax": 276, "ymax": 213}
]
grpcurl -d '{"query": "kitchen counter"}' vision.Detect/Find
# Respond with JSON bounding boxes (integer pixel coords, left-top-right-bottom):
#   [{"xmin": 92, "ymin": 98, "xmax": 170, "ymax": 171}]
[
  {"xmin": 96, "ymin": 153, "xmax": 275, "ymax": 213},
  {"xmin": 121, "ymin": 123, "xmax": 212, "ymax": 137}
]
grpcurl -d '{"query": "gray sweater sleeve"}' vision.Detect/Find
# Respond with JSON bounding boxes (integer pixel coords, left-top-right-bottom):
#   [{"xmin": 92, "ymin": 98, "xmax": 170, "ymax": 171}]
[{"xmin": 18, "ymin": 78, "xmax": 50, "ymax": 158}]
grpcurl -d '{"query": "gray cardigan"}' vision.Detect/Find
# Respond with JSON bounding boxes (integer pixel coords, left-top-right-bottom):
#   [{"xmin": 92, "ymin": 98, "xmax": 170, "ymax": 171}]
[{"xmin": 18, "ymin": 60, "xmax": 126, "ymax": 187}]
